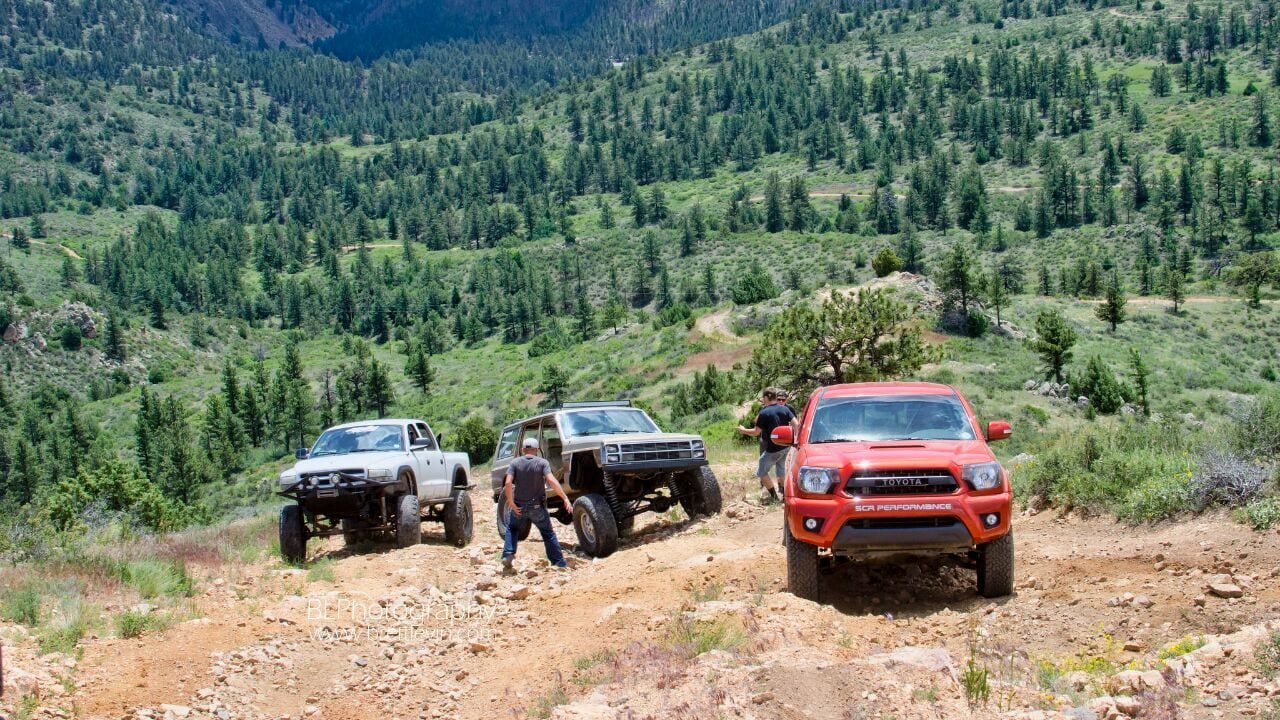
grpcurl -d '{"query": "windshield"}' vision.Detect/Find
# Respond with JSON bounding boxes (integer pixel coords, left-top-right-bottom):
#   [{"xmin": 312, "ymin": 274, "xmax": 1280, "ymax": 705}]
[
  {"xmin": 310, "ymin": 424, "xmax": 404, "ymax": 456},
  {"xmin": 808, "ymin": 395, "xmax": 976, "ymax": 443},
  {"xmin": 561, "ymin": 409, "xmax": 660, "ymax": 437}
]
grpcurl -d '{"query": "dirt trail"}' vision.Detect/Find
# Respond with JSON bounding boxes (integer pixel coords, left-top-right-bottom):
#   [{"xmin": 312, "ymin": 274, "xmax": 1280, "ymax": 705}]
[
  {"xmin": 4, "ymin": 458, "xmax": 1274, "ymax": 719},
  {"xmin": 1, "ymin": 230, "xmax": 83, "ymax": 259}
]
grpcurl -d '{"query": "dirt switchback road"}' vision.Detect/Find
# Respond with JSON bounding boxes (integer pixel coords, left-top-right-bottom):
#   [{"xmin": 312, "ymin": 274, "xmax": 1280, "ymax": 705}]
[{"xmin": 62, "ymin": 465, "xmax": 1280, "ymax": 719}]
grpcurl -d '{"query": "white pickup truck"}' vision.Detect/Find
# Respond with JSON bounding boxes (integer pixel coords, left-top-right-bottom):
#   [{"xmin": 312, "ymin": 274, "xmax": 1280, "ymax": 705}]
[{"xmin": 277, "ymin": 418, "xmax": 473, "ymax": 563}]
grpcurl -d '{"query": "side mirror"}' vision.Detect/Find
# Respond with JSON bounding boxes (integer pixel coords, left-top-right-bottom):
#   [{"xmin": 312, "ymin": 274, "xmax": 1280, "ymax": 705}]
[
  {"xmin": 295, "ymin": 448, "xmax": 309, "ymax": 460},
  {"xmin": 411, "ymin": 437, "xmax": 433, "ymax": 449},
  {"xmin": 770, "ymin": 426, "xmax": 794, "ymax": 446},
  {"xmin": 986, "ymin": 421, "xmax": 1012, "ymax": 442}
]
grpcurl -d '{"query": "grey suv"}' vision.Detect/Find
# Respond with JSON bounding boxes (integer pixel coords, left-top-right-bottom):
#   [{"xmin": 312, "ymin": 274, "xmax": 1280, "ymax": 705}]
[{"xmin": 490, "ymin": 402, "xmax": 722, "ymax": 557}]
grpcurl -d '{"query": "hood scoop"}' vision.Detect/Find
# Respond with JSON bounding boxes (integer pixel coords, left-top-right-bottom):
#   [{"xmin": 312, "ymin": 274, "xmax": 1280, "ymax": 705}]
[{"xmin": 869, "ymin": 443, "xmax": 927, "ymax": 450}]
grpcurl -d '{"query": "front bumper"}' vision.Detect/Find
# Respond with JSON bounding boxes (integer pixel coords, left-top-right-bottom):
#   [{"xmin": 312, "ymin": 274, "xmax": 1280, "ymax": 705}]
[
  {"xmin": 600, "ymin": 458, "xmax": 709, "ymax": 473},
  {"xmin": 786, "ymin": 491, "xmax": 1011, "ymax": 553}
]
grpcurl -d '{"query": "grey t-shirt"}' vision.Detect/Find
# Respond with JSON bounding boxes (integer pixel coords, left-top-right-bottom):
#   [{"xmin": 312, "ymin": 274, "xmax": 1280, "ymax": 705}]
[{"xmin": 508, "ymin": 455, "xmax": 552, "ymax": 505}]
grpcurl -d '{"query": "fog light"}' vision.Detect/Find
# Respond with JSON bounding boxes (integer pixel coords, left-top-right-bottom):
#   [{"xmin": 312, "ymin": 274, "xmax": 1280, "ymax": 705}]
[
  {"xmin": 804, "ymin": 517, "xmax": 820, "ymax": 531},
  {"xmin": 984, "ymin": 513, "xmax": 999, "ymax": 528}
]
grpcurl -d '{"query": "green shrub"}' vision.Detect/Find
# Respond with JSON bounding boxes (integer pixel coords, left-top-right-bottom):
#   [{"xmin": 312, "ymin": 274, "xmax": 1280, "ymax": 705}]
[
  {"xmin": 1073, "ymin": 355, "xmax": 1126, "ymax": 414},
  {"xmin": 1243, "ymin": 498, "xmax": 1280, "ymax": 530},
  {"xmin": 872, "ymin": 247, "xmax": 903, "ymax": 277},
  {"xmin": 1233, "ymin": 390, "xmax": 1280, "ymax": 459},
  {"xmin": 1, "ymin": 585, "xmax": 42, "ymax": 626},
  {"xmin": 453, "ymin": 415, "xmax": 498, "ymax": 464},
  {"xmin": 662, "ymin": 615, "xmax": 747, "ymax": 658},
  {"xmin": 123, "ymin": 559, "xmax": 196, "ymax": 599},
  {"xmin": 59, "ymin": 324, "xmax": 82, "ymax": 351},
  {"xmin": 1014, "ymin": 421, "xmax": 1197, "ymax": 521},
  {"xmin": 115, "ymin": 610, "xmax": 169, "ymax": 638},
  {"xmin": 37, "ymin": 597, "xmax": 90, "ymax": 654}
]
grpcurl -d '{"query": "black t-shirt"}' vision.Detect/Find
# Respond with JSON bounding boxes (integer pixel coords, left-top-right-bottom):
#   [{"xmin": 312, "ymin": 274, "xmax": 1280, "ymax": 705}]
[
  {"xmin": 507, "ymin": 455, "xmax": 552, "ymax": 505},
  {"xmin": 756, "ymin": 404, "xmax": 796, "ymax": 454}
]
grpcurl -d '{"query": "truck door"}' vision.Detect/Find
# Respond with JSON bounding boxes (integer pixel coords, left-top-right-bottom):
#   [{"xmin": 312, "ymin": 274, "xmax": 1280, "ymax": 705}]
[
  {"xmin": 540, "ymin": 418, "xmax": 564, "ymax": 479},
  {"xmin": 412, "ymin": 421, "xmax": 449, "ymax": 500}
]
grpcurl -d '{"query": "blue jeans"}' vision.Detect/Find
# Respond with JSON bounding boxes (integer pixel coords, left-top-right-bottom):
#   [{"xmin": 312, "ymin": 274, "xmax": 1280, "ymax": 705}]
[{"xmin": 502, "ymin": 503, "xmax": 566, "ymax": 567}]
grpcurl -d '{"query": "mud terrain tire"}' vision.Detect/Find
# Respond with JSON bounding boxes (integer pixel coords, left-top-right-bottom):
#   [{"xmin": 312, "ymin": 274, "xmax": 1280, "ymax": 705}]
[
  {"xmin": 679, "ymin": 466, "xmax": 723, "ymax": 518},
  {"xmin": 396, "ymin": 494, "xmax": 422, "ymax": 548},
  {"xmin": 496, "ymin": 502, "xmax": 532, "ymax": 541},
  {"xmin": 785, "ymin": 522, "xmax": 819, "ymax": 601},
  {"xmin": 443, "ymin": 490, "xmax": 474, "ymax": 547},
  {"xmin": 977, "ymin": 532, "xmax": 1015, "ymax": 598},
  {"xmin": 280, "ymin": 504, "xmax": 306, "ymax": 564},
  {"xmin": 573, "ymin": 493, "xmax": 619, "ymax": 558}
]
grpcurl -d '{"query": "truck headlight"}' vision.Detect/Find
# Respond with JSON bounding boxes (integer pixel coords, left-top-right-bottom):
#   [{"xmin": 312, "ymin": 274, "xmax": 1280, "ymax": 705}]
[
  {"xmin": 367, "ymin": 468, "xmax": 393, "ymax": 481},
  {"xmin": 797, "ymin": 467, "xmax": 840, "ymax": 494},
  {"xmin": 604, "ymin": 445, "xmax": 620, "ymax": 464},
  {"xmin": 278, "ymin": 471, "xmax": 298, "ymax": 489},
  {"xmin": 962, "ymin": 461, "xmax": 1003, "ymax": 491},
  {"xmin": 691, "ymin": 439, "xmax": 705, "ymax": 459}
]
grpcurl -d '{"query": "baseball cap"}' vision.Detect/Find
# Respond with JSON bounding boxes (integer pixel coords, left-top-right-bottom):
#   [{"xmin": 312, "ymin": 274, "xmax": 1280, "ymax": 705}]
[{"xmin": 522, "ymin": 437, "xmax": 540, "ymax": 450}]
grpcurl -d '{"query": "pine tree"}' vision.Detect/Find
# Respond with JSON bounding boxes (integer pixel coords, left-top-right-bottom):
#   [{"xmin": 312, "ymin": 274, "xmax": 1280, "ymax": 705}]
[
  {"xmin": 764, "ymin": 172, "xmax": 785, "ymax": 232},
  {"xmin": 1252, "ymin": 92, "xmax": 1272, "ymax": 147},
  {"xmin": 149, "ymin": 297, "xmax": 167, "ymax": 330},
  {"xmin": 940, "ymin": 243, "xmax": 976, "ymax": 312},
  {"xmin": 1129, "ymin": 348, "xmax": 1151, "ymax": 417},
  {"xmin": 1164, "ymin": 266, "xmax": 1186, "ymax": 314},
  {"xmin": 405, "ymin": 346, "xmax": 434, "ymax": 396},
  {"xmin": 540, "ymin": 365, "xmax": 570, "ymax": 407},
  {"xmin": 574, "ymin": 285, "xmax": 595, "ymax": 340},
  {"xmin": 1096, "ymin": 271, "xmax": 1128, "ymax": 331},
  {"xmin": 1031, "ymin": 309, "xmax": 1077, "ymax": 383},
  {"xmin": 366, "ymin": 358, "xmax": 393, "ymax": 417},
  {"xmin": 105, "ymin": 312, "xmax": 125, "ymax": 361},
  {"xmin": 987, "ymin": 266, "xmax": 1008, "ymax": 328}
]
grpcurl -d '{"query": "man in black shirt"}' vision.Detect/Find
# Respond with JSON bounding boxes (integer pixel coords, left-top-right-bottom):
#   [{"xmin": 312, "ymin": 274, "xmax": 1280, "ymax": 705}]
[
  {"xmin": 737, "ymin": 387, "xmax": 797, "ymax": 503},
  {"xmin": 502, "ymin": 437, "xmax": 572, "ymax": 572}
]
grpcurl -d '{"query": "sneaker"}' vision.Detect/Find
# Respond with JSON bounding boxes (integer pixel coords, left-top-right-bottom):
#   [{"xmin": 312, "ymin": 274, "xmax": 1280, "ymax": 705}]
[
  {"xmin": 501, "ymin": 555, "xmax": 514, "ymax": 572},
  {"xmin": 552, "ymin": 562, "xmax": 569, "ymax": 570}
]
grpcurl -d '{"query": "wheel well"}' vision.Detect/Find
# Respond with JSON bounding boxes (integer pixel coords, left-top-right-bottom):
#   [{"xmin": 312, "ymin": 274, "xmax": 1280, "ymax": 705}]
[
  {"xmin": 397, "ymin": 466, "xmax": 417, "ymax": 496},
  {"xmin": 569, "ymin": 452, "xmax": 603, "ymax": 494},
  {"xmin": 452, "ymin": 467, "xmax": 468, "ymax": 490}
]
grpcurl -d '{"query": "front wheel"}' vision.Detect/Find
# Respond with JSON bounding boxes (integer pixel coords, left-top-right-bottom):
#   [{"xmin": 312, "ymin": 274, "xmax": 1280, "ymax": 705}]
[
  {"xmin": 785, "ymin": 521, "xmax": 819, "ymax": 601},
  {"xmin": 280, "ymin": 505, "xmax": 307, "ymax": 564},
  {"xmin": 977, "ymin": 532, "xmax": 1015, "ymax": 598},
  {"xmin": 340, "ymin": 519, "xmax": 371, "ymax": 547},
  {"xmin": 443, "ymin": 490, "xmax": 474, "ymax": 547},
  {"xmin": 679, "ymin": 466, "xmax": 723, "ymax": 518},
  {"xmin": 573, "ymin": 493, "xmax": 619, "ymax": 558},
  {"xmin": 396, "ymin": 494, "xmax": 422, "ymax": 548}
]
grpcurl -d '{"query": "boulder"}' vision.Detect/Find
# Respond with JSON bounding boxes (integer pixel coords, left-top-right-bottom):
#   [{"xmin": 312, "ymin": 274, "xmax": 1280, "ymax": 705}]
[{"xmin": 2, "ymin": 323, "xmax": 18, "ymax": 343}]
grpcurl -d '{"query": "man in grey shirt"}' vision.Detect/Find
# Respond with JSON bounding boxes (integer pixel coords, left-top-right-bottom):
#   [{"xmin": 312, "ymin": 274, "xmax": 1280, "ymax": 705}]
[{"xmin": 502, "ymin": 437, "xmax": 572, "ymax": 571}]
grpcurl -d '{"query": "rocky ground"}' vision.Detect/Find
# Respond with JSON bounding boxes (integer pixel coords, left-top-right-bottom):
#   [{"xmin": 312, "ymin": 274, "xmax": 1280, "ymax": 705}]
[{"xmin": 5, "ymin": 461, "xmax": 1280, "ymax": 720}]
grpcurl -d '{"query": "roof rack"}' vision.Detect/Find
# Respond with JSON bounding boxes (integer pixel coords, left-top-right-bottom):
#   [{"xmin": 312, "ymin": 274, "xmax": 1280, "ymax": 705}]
[{"xmin": 559, "ymin": 400, "xmax": 633, "ymax": 409}]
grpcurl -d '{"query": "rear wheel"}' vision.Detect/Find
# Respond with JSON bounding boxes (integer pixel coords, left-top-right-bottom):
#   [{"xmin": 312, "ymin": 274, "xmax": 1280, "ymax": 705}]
[
  {"xmin": 573, "ymin": 493, "xmax": 619, "ymax": 558},
  {"xmin": 443, "ymin": 490, "xmax": 474, "ymax": 547},
  {"xmin": 785, "ymin": 521, "xmax": 819, "ymax": 601},
  {"xmin": 977, "ymin": 532, "xmax": 1015, "ymax": 598},
  {"xmin": 395, "ymin": 494, "xmax": 422, "ymax": 548},
  {"xmin": 279, "ymin": 505, "xmax": 307, "ymax": 564},
  {"xmin": 495, "ymin": 502, "xmax": 532, "ymax": 541},
  {"xmin": 679, "ymin": 466, "xmax": 723, "ymax": 518}
]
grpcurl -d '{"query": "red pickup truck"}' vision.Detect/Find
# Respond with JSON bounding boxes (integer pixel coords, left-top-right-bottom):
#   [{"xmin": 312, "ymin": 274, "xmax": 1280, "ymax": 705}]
[{"xmin": 770, "ymin": 382, "xmax": 1014, "ymax": 601}]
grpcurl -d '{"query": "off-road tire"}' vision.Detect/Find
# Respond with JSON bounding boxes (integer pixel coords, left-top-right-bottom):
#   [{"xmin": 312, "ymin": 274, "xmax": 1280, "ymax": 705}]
[
  {"xmin": 395, "ymin": 494, "xmax": 422, "ymax": 548},
  {"xmin": 496, "ymin": 502, "xmax": 532, "ymax": 541},
  {"xmin": 678, "ymin": 466, "xmax": 723, "ymax": 518},
  {"xmin": 785, "ymin": 522, "xmax": 820, "ymax": 601},
  {"xmin": 573, "ymin": 493, "xmax": 619, "ymax": 558},
  {"xmin": 443, "ymin": 490, "xmax": 474, "ymax": 548},
  {"xmin": 977, "ymin": 532, "xmax": 1015, "ymax": 598},
  {"xmin": 279, "ymin": 505, "xmax": 307, "ymax": 564}
]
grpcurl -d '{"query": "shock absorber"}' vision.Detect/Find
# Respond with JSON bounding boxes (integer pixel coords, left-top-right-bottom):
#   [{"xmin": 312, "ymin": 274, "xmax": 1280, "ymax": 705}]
[
  {"xmin": 601, "ymin": 471, "xmax": 625, "ymax": 520},
  {"xmin": 665, "ymin": 472, "xmax": 683, "ymax": 501}
]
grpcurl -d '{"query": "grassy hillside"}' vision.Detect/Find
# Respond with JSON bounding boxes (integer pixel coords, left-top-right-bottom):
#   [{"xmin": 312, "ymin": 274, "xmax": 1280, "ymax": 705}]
[{"xmin": 1, "ymin": 0, "xmax": 1279, "ymax": 556}]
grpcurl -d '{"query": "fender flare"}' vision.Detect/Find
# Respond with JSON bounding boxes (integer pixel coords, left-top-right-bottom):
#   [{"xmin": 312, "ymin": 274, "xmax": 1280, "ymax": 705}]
[{"xmin": 396, "ymin": 465, "xmax": 418, "ymax": 496}]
